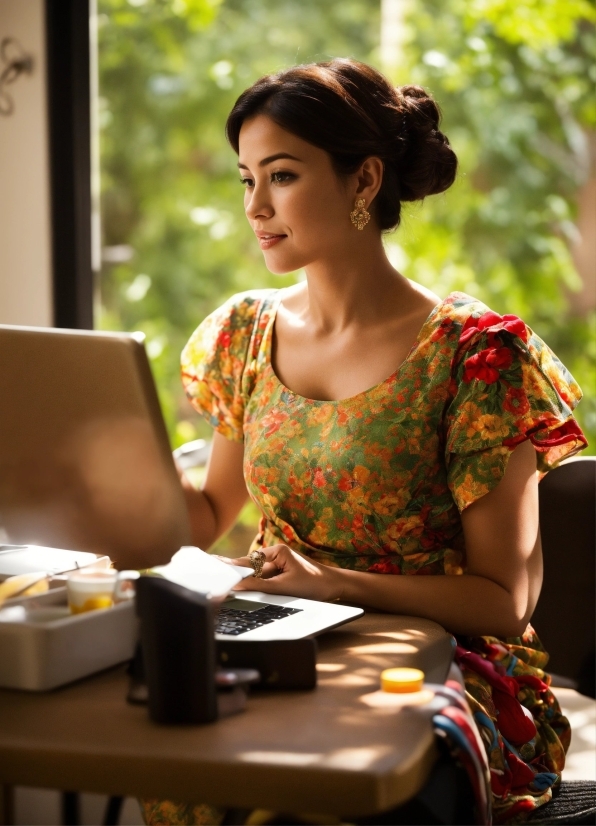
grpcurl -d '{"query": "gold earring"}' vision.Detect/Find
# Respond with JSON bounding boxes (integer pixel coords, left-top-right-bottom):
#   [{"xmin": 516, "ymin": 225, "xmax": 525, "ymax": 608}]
[{"xmin": 350, "ymin": 198, "xmax": 370, "ymax": 231}]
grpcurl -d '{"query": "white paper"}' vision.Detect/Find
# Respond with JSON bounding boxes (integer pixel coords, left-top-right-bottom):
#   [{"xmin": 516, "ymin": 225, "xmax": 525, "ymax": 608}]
[{"xmin": 152, "ymin": 546, "xmax": 254, "ymax": 598}]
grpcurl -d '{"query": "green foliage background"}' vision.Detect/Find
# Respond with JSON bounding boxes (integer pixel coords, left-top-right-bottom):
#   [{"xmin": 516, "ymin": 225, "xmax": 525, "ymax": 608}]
[
  {"xmin": 98, "ymin": 0, "xmax": 595, "ymax": 463},
  {"xmin": 388, "ymin": 0, "xmax": 596, "ymax": 450}
]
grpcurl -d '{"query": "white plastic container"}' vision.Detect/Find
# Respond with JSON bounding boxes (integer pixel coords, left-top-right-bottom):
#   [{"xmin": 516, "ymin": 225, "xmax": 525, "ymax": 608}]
[
  {"xmin": 0, "ymin": 595, "xmax": 137, "ymax": 690},
  {"xmin": 0, "ymin": 545, "xmax": 110, "ymax": 581}
]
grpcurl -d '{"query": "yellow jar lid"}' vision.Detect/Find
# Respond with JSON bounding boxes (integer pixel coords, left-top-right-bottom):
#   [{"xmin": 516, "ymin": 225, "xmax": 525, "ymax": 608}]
[{"xmin": 381, "ymin": 667, "xmax": 425, "ymax": 693}]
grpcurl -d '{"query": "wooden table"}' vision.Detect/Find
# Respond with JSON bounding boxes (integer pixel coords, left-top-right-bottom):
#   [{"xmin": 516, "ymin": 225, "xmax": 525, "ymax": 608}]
[{"xmin": 0, "ymin": 613, "xmax": 453, "ymax": 819}]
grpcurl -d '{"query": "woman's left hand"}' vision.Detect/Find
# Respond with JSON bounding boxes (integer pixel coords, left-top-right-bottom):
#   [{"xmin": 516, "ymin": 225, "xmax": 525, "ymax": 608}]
[{"xmin": 230, "ymin": 544, "xmax": 341, "ymax": 602}]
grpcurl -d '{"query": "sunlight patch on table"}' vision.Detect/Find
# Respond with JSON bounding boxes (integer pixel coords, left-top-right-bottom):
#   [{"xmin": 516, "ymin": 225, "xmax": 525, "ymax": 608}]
[
  {"xmin": 348, "ymin": 642, "xmax": 418, "ymax": 655},
  {"xmin": 321, "ymin": 746, "xmax": 393, "ymax": 770},
  {"xmin": 363, "ymin": 630, "xmax": 426, "ymax": 642},
  {"xmin": 360, "ymin": 688, "xmax": 435, "ymax": 709},
  {"xmin": 238, "ymin": 751, "xmax": 321, "ymax": 767},
  {"xmin": 237, "ymin": 747, "xmax": 392, "ymax": 771},
  {"xmin": 318, "ymin": 673, "xmax": 373, "ymax": 687}
]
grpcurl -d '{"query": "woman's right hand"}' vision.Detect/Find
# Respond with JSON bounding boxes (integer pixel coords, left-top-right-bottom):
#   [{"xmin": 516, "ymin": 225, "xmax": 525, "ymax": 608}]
[{"xmin": 230, "ymin": 544, "xmax": 342, "ymax": 603}]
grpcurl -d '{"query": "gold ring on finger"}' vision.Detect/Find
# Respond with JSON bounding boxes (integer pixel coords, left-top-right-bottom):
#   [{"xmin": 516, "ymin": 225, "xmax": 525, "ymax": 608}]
[{"xmin": 248, "ymin": 549, "xmax": 266, "ymax": 578}]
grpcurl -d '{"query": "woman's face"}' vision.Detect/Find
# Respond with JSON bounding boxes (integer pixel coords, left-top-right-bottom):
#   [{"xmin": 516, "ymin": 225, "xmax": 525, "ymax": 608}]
[{"xmin": 238, "ymin": 115, "xmax": 357, "ymax": 274}]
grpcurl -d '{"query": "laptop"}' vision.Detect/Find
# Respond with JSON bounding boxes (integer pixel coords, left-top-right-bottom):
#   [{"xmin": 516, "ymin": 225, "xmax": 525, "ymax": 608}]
[
  {"xmin": 0, "ymin": 324, "xmax": 363, "ymax": 638},
  {"xmin": 150, "ymin": 545, "xmax": 363, "ymax": 640},
  {"xmin": 214, "ymin": 593, "xmax": 362, "ymax": 641}
]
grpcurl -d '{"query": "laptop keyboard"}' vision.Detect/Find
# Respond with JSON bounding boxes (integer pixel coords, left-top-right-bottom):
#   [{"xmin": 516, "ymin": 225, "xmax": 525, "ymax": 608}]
[{"xmin": 215, "ymin": 604, "xmax": 302, "ymax": 636}]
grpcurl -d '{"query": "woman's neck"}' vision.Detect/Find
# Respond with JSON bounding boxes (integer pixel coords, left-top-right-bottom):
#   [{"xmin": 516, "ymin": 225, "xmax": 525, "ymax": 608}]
[{"xmin": 296, "ymin": 235, "xmax": 414, "ymax": 334}]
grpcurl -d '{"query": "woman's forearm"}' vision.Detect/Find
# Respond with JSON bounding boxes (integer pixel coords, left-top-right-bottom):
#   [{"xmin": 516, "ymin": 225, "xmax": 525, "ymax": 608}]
[
  {"xmin": 333, "ymin": 568, "xmax": 527, "ymax": 638},
  {"xmin": 178, "ymin": 433, "xmax": 249, "ymax": 550},
  {"xmin": 180, "ymin": 478, "xmax": 218, "ymax": 549}
]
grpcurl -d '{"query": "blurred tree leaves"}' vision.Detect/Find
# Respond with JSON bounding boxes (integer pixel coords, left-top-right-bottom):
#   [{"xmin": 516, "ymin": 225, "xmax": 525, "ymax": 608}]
[
  {"xmin": 464, "ymin": 0, "xmax": 595, "ymax": 47},
  {"xmin": 98, "ymin": 0, "xmax": 594, "ymax": 453}
]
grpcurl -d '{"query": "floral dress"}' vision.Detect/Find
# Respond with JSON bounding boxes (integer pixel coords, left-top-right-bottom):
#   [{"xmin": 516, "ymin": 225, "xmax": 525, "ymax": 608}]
[{"xmin": 143, "ymin": 290, "xmax": 587, "ymax": 826}]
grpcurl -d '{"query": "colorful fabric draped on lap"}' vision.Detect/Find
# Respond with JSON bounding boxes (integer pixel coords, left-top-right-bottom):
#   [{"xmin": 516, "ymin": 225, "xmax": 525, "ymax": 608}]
[{"xmin": 172, "ymin": 289, "xmax": 587, "ymax": 823}]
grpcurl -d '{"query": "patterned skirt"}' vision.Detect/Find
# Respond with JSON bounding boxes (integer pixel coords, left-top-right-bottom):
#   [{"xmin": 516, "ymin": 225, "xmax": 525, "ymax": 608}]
[{"xmin": 456, "ymin": 625, "xmax": 569, "ymax": 824}]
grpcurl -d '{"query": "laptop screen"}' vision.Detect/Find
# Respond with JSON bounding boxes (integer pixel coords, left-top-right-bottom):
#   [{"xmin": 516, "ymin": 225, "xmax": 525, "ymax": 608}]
[{"xmin": 0, "ymin": 325, "xmax": 190, "ymax": 569}]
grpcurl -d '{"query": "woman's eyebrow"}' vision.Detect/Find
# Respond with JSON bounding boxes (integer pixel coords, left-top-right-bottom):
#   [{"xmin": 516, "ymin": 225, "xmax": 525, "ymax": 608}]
[{"xmin": 237, "ymin": 153, "xmax": 304, "ymax": 170}]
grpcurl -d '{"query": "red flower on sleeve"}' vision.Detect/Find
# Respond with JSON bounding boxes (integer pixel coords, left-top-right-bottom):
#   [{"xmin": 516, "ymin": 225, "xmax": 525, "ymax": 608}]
[
  {"xmin": 503, "ymin": 386, "xmax": 530, "ymax": 416},
  {"xmin": 460, "ymin": 311, "xmax": 528, "ymax": 346},
  {"xmin": 217, "ymin": 330, "xmax": 231, "ymax": 349},
  {"xmin": 533, "ymin": 418, "xmax": 586, "ymax": 448},
  {"xmin": 463, "ymin": 346, "xmax": 513, "ymax": 383},
  {"xmin": 430, "ymin": 318, "xmax": 456, "ymax": 342}
]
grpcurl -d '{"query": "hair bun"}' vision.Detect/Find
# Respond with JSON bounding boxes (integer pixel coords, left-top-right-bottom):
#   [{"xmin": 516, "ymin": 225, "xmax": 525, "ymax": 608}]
[{"xmin": 395, "ymin": 84, "xmax": 457, "ymax": 202}]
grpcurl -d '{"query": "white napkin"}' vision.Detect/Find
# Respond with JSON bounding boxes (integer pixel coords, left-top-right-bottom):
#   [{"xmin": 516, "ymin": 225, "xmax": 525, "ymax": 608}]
[{"xmin": 152, "ymin": 546, "xmax": 254, "ymax": 598}]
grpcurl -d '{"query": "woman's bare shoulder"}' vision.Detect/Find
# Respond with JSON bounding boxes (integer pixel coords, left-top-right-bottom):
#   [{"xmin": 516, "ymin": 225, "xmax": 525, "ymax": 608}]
[{"xmin": 405, "ymin": 279, "xmax": 442, "ymax": 313}]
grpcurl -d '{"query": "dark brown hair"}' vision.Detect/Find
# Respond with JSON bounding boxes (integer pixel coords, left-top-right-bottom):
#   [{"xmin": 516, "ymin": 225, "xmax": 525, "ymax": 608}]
[{"xmin": 226, "ymin": 58, "xmax": 458, "ymax": 231}]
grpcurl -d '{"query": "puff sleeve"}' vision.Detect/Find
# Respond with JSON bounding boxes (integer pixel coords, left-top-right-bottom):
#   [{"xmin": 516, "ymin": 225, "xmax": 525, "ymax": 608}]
[
  {"xmin": 181, "ymin": 292, "xmax": 266, "ymax": 442},
  {"xmin": 444, "ymin": 310, "xmax": 587, "ymax": 512}
]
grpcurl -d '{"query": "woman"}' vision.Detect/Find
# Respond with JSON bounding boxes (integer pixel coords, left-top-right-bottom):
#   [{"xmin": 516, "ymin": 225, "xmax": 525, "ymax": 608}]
[{"xmin": 144, "ymin": 59, "xmax": 587, "ymax": 825}]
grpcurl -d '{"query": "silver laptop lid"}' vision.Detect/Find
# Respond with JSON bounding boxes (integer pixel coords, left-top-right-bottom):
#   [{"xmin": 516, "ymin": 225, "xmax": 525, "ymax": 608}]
[{"xmin": 0, "ymin": 325, "xmax": 190, "ymax": 569}]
